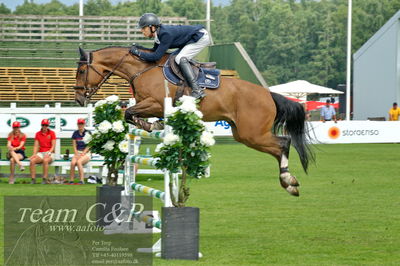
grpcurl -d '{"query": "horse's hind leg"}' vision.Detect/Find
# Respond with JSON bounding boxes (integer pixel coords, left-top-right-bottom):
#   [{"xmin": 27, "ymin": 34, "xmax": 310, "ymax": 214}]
[
  {"xmin": 278, "ymin": 136, "xmax": 300, "ymax": 192},
  {"xmin": 231, "ymin": 125, "xmax": 300, "ymax": 196}
]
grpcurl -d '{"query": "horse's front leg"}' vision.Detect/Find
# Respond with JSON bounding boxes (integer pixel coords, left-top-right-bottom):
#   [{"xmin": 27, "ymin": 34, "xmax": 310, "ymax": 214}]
[{"xmin": 124, "ymin": 97, "xmax": 164, "ymax": 132}]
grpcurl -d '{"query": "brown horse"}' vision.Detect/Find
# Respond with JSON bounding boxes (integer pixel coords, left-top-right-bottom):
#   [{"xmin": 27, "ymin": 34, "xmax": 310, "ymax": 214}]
[{"xmin": 73, "ymin": 46, "xmax": 313, "ymax": 196}]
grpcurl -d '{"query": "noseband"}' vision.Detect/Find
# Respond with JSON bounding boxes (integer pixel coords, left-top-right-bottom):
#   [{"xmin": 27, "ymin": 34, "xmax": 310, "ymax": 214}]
[{"xmin": 73, "ymin": 53, "xmax": 129, "ymax": 100}]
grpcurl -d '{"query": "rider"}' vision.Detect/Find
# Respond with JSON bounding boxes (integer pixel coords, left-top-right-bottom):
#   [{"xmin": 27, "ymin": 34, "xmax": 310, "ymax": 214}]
[{"xmin": 130, "ymin": 13, "xmax": 210, "ymax": 99}]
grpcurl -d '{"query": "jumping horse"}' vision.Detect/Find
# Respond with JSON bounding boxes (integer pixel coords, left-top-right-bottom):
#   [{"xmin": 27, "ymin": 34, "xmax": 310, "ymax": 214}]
[{"xmin": 73, "ymin": 46, "xmax": 314, "ymax": 196}]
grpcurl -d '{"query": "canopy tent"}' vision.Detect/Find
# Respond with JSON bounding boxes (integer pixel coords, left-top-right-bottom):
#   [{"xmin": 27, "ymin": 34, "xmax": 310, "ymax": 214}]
[{"xmin": 269, "ymin": 80, "xmax": 344, "ymax": 99}]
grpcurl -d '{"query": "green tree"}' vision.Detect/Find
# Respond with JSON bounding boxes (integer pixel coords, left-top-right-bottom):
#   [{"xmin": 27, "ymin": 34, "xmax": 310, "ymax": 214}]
[
  {"xmin": 14, "ymin": 0, "xmax": 42, "ymax": 15},
  {"xmin": 166, "ymin": 0, "xmax": 205, "ymax": 19},
  {"xmin": 137, "ymin": 0, "xmax": 162, "ymax": 15},
  {"xmin": 84, "ymin": 0, "xmax": 113, "ymax": 16},
  {"xmin": 0, "ymin": 3, "xmax": 11, "ymax": 14}
]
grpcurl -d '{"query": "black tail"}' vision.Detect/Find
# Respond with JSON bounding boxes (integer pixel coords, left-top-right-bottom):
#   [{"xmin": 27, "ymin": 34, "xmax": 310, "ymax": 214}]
[{"xmin": 270, "ymin": 92, "xmax": 314, "ymax": 173}]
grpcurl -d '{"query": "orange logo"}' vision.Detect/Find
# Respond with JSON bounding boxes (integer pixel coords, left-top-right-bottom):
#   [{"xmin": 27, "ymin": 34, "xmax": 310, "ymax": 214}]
[{"xmin": 328, "ymin": 126, "xmax": 340, "ymax": 139}]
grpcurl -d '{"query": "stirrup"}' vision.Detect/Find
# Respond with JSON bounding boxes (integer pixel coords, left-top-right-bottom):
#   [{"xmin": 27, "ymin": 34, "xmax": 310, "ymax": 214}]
[{"xmin": 191, "ymin": 88, "xmax": 206, "ymax": 99}]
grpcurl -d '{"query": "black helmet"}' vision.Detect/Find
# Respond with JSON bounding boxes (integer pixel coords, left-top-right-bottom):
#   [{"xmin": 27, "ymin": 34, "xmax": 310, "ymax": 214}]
[{"xmin": 138, "ymin": 13, "xmax": 161, "ymax": 28}]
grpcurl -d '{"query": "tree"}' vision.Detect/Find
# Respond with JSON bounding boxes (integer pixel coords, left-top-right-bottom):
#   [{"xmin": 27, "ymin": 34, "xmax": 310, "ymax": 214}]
[
  {"xmin": 137, "ymin": 0, "xmax": 162, "ymax": 15},
  {"xmin": 0, "ymin": 3, "xmax": 11, "ymax": 14}
]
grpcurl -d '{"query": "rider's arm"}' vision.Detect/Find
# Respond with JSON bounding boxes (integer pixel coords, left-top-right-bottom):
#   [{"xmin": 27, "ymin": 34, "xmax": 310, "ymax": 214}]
[
  {"xmin": 138, "ymin": 32, "xmax": 172, "ymax": 62},
  {"xmin": 135, "ymin": 43, "xmax": 158, "ymax": 51}
]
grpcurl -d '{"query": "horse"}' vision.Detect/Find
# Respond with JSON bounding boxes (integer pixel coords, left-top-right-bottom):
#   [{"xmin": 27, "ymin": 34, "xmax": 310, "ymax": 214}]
[{"xmin": 73, "ymin": 46, "xmax": 314, "ymax": 196}]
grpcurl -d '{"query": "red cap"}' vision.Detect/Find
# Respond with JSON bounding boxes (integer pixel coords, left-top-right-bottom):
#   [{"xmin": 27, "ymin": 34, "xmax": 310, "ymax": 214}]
[
  {"xmin": 41, "ymin": 119, "xmax": 50, "ymax": 125},
  {"xmin": 77, "ymin": 118, "xmax": 86, "ymax": 124},
  {"xmin": 12, "ymin": 121, "xmax": 21, "ymax": 128}
]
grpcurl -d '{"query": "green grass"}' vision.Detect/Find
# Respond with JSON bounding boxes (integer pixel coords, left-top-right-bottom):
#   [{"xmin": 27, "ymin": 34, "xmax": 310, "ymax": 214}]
[{"xmin": 1, "ymin": 143, "xmax": 400, "ymax": 265}]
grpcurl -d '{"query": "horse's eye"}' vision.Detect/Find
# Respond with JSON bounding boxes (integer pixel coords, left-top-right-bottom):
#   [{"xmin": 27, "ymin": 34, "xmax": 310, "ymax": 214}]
[{"xmin": 79, "ymin": 69, "xmax": 85, "ymax": 74}]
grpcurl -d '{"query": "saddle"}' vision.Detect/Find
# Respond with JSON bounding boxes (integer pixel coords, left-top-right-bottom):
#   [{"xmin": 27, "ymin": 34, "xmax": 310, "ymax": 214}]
[{"xmin": 163, "ymin": 54, "xmax": 221, "ymax": 90}]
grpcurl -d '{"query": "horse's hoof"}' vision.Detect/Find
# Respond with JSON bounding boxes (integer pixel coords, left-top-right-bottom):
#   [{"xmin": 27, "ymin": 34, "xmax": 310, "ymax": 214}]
[
  {"xmin": 285, "ymin": 185, "xmax": 299, "ymax": 197},
  {"xmin": 280, "ymin": 172, "xmax": 300, "ymax": 187}
]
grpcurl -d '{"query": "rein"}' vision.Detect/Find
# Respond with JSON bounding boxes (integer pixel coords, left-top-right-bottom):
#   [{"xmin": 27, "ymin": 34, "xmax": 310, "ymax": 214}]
[{"xmin": 128, "ymin": 62, "xmax": 163, "ymax": 94}]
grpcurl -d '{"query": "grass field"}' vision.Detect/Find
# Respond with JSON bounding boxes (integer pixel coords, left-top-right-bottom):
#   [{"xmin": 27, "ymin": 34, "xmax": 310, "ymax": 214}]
[{"xmin": 1, "ymin": 143, "xmax": 400, "ymax": 265}]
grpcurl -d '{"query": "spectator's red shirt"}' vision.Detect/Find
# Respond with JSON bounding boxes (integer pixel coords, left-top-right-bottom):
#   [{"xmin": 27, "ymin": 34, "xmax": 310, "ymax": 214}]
[
  {"xmin": 35, "ymin": 129, "xmax": 56, "ymax": 152},
  {"xmin": 7, "ymin": 134, "xmax": 26, "ymax": 150}
]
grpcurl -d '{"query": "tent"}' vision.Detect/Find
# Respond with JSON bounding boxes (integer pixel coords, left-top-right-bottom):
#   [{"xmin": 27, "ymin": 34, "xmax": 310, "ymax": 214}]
[{"xmin": 269, "ymin": 80, "xmax": 344, "ymax": 99}]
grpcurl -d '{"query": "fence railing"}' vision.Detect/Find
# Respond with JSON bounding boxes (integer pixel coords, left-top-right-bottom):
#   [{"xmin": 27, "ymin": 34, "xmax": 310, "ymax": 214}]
[{"xmin": 0, "ymin": 15, "xmax": 189, "ymax": 43}]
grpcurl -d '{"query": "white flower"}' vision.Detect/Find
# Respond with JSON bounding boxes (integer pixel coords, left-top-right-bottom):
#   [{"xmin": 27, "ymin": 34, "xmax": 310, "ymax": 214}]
[
  {"xmin": 118, "ymin": 140, "xmax": 129, "ymax": 153},
  {"xmin": 125, "ymin": 133, "xmax": 131, "ymax": 140},
  {"xmin": 116, "ymin": 105, "xmax": 121, "ymax": 110},
  {"xmin": 194, "ymin": 110, "xmax": 203, "ymax": 118},
  {"xmin": 165, "ymin": 107, "xmax": 178, "ymax": 117},
  {"xmin": 155, "ymin": 143, "xmax": 165, "ymax": 153},
  {"xmin": 98, "ymin": 120, "xmax": 112, "ymax": 134},
  {"xmin": 200, "ymin": 131, "xmax": 215, "ymax": 147},
  {"xmin": 106, "ymin": 95, "xmax": 119, "ymax": 103},
  {"xmin": 179, "ymin": 100, "xmax": 197, "ymax": 113},
  {"xmin": 92, "ymin": 129, "xmax": 99, "ymax": 136},
  {"xmin": 163, "ymin": 133, "xmax": 180, "ymax": 146},
  {"xmin": 179, "ymin": 95, "xmax": 196, "ymax": 105},
  {"xmin": 102, "ymin": 140, "xmax": 115, "ymax": 151},
  {"xmin": 94, "ymin": 99, "xmax": 107, "ymax": 108},
  {"xmin": 200, "ymin": 152, "xmax": 211, "ymax": 161},
  {"xmin": 83, "ymin": 133, "xmax": 92, "ymax": 144},
  {"xmin": 112, "ymin": 120, "xmax": 125, "ymax": 133}
]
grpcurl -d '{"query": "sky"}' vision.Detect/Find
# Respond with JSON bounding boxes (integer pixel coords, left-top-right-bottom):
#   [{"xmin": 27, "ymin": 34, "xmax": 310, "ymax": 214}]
[{"xmin": 1, "ymin": 0, "xmax": 230, "ymax": 11}]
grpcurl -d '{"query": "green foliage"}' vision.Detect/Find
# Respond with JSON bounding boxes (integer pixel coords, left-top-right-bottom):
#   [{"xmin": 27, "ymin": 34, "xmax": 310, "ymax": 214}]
[
  {"xmin": 155, "ymin": 97, "xmax": 214, "ymax": 206},
  {"xmin": 0, "ymin": 3, "xmax": 11, "ymax": 14},
  {"xmin": 166, "ymin": 0, "xmax": 205, "ymax": 19},
  {"xmin": 86, "ymin": 96, "xmax": 129, "ymax": 186}
]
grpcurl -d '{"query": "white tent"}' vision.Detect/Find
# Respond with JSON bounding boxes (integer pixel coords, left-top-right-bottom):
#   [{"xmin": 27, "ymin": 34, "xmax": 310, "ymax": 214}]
[{"xmin": 269, "ymin": 80, "xmax": 344, "ymax": 99}]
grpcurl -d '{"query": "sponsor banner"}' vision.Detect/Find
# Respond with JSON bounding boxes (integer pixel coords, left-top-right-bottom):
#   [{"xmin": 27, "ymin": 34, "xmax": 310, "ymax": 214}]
[
  {"xmin": 205, "ymin": 120, "xmax": 232, "ymax": 136},
  {"xmin": 308, "ymin": 121, "xmax": 400, "ymax": 143}
]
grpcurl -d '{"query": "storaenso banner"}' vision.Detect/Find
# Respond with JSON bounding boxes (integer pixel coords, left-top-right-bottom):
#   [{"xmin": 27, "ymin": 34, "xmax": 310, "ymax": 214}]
[{"xmin": 4, "ymin": 196, "xmax": 153, "ymax": 266}]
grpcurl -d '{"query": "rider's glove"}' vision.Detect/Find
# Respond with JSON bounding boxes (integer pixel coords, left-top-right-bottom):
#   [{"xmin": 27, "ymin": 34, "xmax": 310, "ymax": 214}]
[{"xmin": 130, "ymin": 46, "xmax": 141, "ymax": 57}]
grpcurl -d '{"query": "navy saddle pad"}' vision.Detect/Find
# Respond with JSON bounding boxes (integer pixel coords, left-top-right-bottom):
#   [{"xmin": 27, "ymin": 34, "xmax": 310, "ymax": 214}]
[{"xmin": 163, "ymin": 61, "xmax": 221, "ymax": 89}]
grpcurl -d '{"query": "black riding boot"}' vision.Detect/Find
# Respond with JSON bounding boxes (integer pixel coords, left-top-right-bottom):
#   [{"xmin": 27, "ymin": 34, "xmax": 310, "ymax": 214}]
[{"xmin": 179, "ymin": 57, "xmax": 206, "ymax": 99}]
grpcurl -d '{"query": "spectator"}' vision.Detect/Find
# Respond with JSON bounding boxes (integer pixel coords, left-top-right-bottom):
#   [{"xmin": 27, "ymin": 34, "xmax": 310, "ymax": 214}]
[
  {"xmin": 7, "ymin": 121, "xmax": 27, "ymax": 184},
  {"xmin": 120, "ymin": 100, "xmax": 128, "ymax": 113},
  {"xmin": 320, "ymin": 99, "xmax": 337, "ymax": 123},
  {"xmin": 29, "ymin": 119, "xmax": 56, "ymax": 184},
  {"xmin": 388, "ymin": 102, "xmax": 400, "ymax": 121},
  {"xmin": 69, "ymin": 119, "xmax": 91, "ymax": 184}
]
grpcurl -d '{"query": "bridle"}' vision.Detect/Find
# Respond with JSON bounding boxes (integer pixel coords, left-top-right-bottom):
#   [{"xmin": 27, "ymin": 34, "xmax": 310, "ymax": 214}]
[
  {"xmin": 73, "ymin": 50, "xmax": 162, "ymax": 101},
  {"xmin": 73, "ymin": 52, "xmax": 129, "ymax": 100}
]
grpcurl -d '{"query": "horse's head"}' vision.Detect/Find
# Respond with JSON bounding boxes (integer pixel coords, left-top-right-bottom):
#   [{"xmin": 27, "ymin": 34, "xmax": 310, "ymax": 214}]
[{"xmin": 73, "ymin": 47, "xmax": 109, "ymax": 106}]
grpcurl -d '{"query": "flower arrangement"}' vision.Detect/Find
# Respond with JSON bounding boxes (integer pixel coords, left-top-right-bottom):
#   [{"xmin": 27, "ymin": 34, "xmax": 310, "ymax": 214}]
[
  {"xmin": 155, "ymin": 96, "xmax": 215, "ymax": 207},
  {"xmin": 84, "ymin": 95, "xmax": 129, "ymax": 186}
]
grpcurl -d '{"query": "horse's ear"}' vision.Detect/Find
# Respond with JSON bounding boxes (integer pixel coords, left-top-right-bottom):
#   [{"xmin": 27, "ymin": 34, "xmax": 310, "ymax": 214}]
[{"xmin": 79, "ymin": 47, "xmax": 88, "ymax": 61}]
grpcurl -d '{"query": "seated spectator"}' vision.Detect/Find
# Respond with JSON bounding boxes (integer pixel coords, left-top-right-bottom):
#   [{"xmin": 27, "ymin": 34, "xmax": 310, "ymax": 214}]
[
  {"xmin": 69, "ymin": 119, "xmax": 91, "ymax": 185},
  {"xmin": 29, "ymin": 119, "xmax": 56, "ymax": 184},
  {"xmin": 7, "ymin": 121, "xmax": 27, "ymax": 184},
  {"xmin": 388, "ymin": 102, "xmax": 400, "ymax": 121},
  {"xmin": 120, "ymin": 100, "xmax": 128, "ymax": 113}
]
